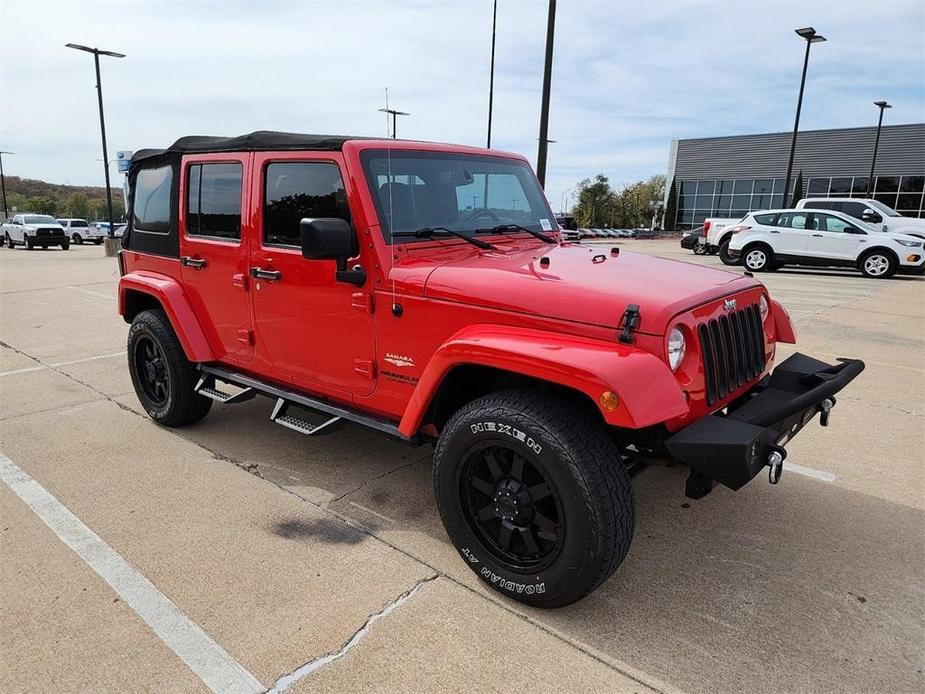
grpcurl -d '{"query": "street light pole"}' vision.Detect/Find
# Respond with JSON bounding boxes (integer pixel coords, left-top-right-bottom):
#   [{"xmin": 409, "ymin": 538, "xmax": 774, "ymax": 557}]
[
  {"xmin": 0, "ymin": 151, "xmax": 12, "ymax": 219},
  {"xmin": 782, "ymin": 27, "xmax": 825, "ymax": 208},
  {"xmin": 866, "ymin": 100, "xmax": 892, "ymax": 197},
  {"xmin": 378, "ymin": 108, "xmax": 410, "ymax": 139},
  {"xmin": 535, "ymin": 0, "xmax": 556, "ymax": 189},
  {"xmin": 487, "ymin": 0, "xmax": 498, "ymax": 148},
  {"xmin": 66, "ymin": 43, "xmax": 125, "ymax": 238}
]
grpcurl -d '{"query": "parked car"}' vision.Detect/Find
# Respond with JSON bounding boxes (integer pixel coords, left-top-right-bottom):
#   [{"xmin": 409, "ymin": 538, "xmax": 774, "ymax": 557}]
[
  {"xmin": 113, "ymin": 224, "xmax": 127, "ymax": 238},
  {"xmin": 725, "ymin": 208, "xmax": 924, "ymax": 278},
  {"xmin": 680, "ymin": 227, "xmax": 705, "ymax": 253},
  {"xmin": 2, "ymin": 214, "xmax": 69, "ymax": 250},
  {"xmin": 118, "ymin": 131, "xmax": 863, "ymax": 607},
  {"xmin": 698, "ymin": 217, "xmax": 740, "ymax": 259},
  {"xmin": 57, "ymin": 218, "xmax": 104, "ymax": 245},
  {"xmin": 559, "ymin": 228, "xmax": 581, "ymax": 242},
  {"xmin": 795, "ymin": 198, "xmax": 925, "ymax": 239}
]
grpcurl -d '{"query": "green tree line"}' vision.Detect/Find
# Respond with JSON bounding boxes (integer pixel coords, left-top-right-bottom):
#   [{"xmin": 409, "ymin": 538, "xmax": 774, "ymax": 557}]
[
  {"xmin": 569, "ymin": 174, "xmax": 666, "ymax": 229},
  {"xmin": 2, "ymin": 176, "xmax": 124, "ymax": 221}
]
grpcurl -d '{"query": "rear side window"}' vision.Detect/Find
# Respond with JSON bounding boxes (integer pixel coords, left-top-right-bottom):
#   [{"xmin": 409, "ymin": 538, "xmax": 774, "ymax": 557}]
[
  {"xmin": 187, "ymin": 163, "xmax": 243, "ymax": 240},
  {"xmin": 753, "ymin": 213, "xmax": 779, "ymax": 225},
  {"xmin": 72, "ymin": 220, "xmax": 88, "ymax": 227},
  {"xmin": 133, "ymin": 165, "xmax": 173, "ymax": 233},
  {"xmin": 806, "ymin": 200, "xmax": 835, "ymax": 210},
  {"xmin": 263, "ymin": 162, "xmax": 349, "ymax": 247},
  {"xmin": 776, "ymin": 212, "xmax": 810, "ymax": 230}
]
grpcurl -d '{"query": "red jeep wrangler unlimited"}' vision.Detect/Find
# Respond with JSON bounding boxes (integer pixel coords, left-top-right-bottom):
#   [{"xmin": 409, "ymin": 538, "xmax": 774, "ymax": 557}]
[{"xmin": 118, "ymin": 132, "xmax": 863, "ymax": 607}]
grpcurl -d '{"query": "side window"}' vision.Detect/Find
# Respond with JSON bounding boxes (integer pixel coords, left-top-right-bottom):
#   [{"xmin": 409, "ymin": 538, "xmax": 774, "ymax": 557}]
[
  {"xmin": 809, "ymin": 201, "xmax": 835, "ymax": 210},
  {"xmin": 777, "ymin": 212, "xmax": 809, "ymax": 230},
  {"xmin": 263, "ymin": 162, "xmax": 349, "ymax": 247},
  {"xmin": 753, "ymin": 213, "xmax": 779, "ymax": 225},
  {"xmin": 819, "ymin": 214, "xmax": 853, "ymax": 233},
  {"xmin": 840, "ymin": 201, "xmax": 867, "ymax": 219},
  {"xmin": 133, "ymin": 165, "xmax": 173, "ymax": 233},
  {"xmin": 187, "ymin": 163, "xmax": 243, "ymax": 240}
]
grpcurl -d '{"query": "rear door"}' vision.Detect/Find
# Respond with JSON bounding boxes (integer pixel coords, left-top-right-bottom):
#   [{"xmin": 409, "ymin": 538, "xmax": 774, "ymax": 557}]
[
  {"xmin": 770, "ymin": 211, "xmax": 810, "ymax": 255},
  {"xmin": 179, "ymin": 153, "xmax": 255, "ymax": 362},
  {"xmin": 249, "ymin": 152, "xmax": 376, "ymax": 397},
  {"xmin": 806, "ymin": 212, "xmax": 865, "ymax": 260}
]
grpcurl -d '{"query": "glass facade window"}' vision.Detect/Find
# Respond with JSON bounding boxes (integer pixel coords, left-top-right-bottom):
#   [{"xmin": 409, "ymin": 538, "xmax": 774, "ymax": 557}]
[{"xmin": 672, "ymin": 174, "xmax": 925, "ymax": 230}]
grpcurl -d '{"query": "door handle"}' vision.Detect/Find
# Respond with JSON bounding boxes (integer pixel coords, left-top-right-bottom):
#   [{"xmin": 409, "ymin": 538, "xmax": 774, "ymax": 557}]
[
  {"xmin": 180, "ymin": 256, "xmax": 207, "ymax": 269},
  {"xmin": 250, "ymin": 267, "xmax": 282, "ymax": 281},
  {"xmin": 812, "ymin": 234, "xmax": 823, "ymax": 237},
  {"xmin": 769, "ymin": 230, "xmax": 780, "ymax": 234}
]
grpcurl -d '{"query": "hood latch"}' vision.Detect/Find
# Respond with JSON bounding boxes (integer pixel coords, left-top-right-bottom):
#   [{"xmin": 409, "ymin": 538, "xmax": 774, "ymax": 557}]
[{"xmin": 618, "ymin": 304, "xmax": 641, "ymax": 344}]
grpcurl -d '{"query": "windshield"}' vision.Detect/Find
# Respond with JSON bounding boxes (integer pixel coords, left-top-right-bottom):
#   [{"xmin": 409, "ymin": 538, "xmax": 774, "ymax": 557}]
[
  {"xmin": 360, "ymin": 150, "xmax": 556, "ymax": 244},
  {"xmin": 24, "ymin": 215, "xmax": 58, "ymax": 225},
  {"xmin": 867, "ymin": 200, "xmax": 901, "ymax": 217}
]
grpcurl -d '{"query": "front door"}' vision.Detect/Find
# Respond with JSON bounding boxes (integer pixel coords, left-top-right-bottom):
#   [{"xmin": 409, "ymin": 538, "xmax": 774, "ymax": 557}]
[
  {"xmin": 249, "ymin": 152, "xmax": 376, "ymax": 397},
  {"xmin": 806, "ymin": 213, "xmax": 865, "ymax": 260},
  {"xmin": 179, "ymin": 153, "xmax": 254, "ymax": 362}
]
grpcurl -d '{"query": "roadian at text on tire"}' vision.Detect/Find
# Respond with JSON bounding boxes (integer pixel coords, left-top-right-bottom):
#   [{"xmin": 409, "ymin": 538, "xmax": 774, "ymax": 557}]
[{"xmin": 118, "ymin": 131, "xmax": 865, "ymax": 607}]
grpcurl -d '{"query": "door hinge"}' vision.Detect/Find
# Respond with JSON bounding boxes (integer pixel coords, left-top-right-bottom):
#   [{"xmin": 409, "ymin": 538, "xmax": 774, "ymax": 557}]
[
  {"xmin": 618, "ymin": 304, "xmax": 641, "ymax": 344},
  {"xmin": 352, "ymin": 292, "xmax": 374, "ymax": 313},
  {"xmin": 354, "ymin": 359, "xmax": 376, "ymax": 379},
  {"xmin": 237, "ymin": 329, "xmax": 254, "ymax": 346}
]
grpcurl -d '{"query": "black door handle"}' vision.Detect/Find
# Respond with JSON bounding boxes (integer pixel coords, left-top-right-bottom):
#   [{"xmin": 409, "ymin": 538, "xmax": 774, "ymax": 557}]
[
  {"xmin": 180, "ymin": 256, "xmax": 207, "ymax": 269},
  {"xmin": 812, "ymin": 234, "xmax": 823, "ymax": 237},
  {"xmin": 769, "ymin": 230, "xmax": 780, "ymax": 234},
  {"xmin": 250, "ymin": 267, "xmax": 282, "ymax": 281}
]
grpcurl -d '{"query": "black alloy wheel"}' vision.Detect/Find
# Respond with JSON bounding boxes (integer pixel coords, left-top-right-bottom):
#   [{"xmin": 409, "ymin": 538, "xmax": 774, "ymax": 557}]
[
  {"xmin": 133, "ymin": 335, "xmax": 170, "ymax": 407},
  {"xmin": 460, "ymin": 442, "xmax": 564, "ymax": 571}
]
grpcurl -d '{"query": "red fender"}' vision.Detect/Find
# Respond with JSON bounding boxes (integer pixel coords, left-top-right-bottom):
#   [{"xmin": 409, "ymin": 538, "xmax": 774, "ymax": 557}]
[
  {"xmin": 398, "ymin": 324, "xmax": 689, "ymax": 437},
  {"xmin": 770, "ymin": 298, "xmax": 796, "ymax": 344},
  {"xmin": 119, "ymin": 271, "xmax": 214, "ymax": 362}
]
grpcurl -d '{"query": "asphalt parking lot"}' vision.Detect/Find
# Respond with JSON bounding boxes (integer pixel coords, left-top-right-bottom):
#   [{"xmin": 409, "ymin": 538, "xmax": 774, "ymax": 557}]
[{"xmin": 1, "ymin": 239, "xmax": 923, "ymax": 693}]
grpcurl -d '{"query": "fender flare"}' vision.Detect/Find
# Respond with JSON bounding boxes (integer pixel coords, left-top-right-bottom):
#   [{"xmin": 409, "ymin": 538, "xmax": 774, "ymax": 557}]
[
  {"xmin": 769, "ymin": 298, "xmax": 796, "ymax": 344},
  {"xmin": 398, "ymin": 324, "xmax": 689, "ymax": 437},
  {"xmin": 119, "ymin": 270, "xmax": 214, "ymax": 362}
]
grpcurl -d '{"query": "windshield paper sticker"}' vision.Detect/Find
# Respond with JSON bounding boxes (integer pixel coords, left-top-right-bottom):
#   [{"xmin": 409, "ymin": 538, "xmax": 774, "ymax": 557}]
[{"xmin": 540, "ymin": 218, "xmax": 553, "ymax": 231}]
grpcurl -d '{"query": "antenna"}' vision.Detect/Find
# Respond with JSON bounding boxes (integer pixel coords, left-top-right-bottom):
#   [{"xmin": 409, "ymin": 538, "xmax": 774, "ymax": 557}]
[{"xmin": 383, "ymin": 88, "xmax": 402, "ymax": 317}]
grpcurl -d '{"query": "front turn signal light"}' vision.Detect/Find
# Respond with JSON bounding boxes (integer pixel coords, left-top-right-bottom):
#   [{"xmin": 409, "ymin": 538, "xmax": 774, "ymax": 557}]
[{"xmin": 907, "ymin": 254, "xmax": 921, "ymax": 263}]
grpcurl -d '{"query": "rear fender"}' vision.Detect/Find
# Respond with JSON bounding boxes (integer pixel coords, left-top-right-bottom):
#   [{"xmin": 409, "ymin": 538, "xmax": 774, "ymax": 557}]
[
  {"xmin": 398, "ymin": 324, "xmax": 689, "ymax": 437},
  {"xmin": 119, "ymin": 271, "xmax": 214, "ymax": 362}
]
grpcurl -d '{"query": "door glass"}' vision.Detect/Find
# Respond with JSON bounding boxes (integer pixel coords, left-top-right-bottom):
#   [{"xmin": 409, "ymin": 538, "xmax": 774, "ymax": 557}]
[
  {"xmin": 777, "ymin": 212, "xmax": 810, "ymax": 230},
  {"xmin": 263, "ymin": 162, "xmax": 349, "ymax": 247},
  {"xmin": 187, "ymin": 163, "xmax": 243, "ymax": 240},
  {"xmin": 818, "ymin": 214, "xmax": 852, "ymax": 233}
]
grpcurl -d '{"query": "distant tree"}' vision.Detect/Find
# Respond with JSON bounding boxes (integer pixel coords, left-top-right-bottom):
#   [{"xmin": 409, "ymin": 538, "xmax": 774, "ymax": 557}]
[
  {"xmin": 790, "ymin": 170, "xmax": 804, "ymax": 207},
  {"xmin": 64, "ymin": 192, "xmax": 92, "ymax": 219},
  {"xmin": 573, "ymin": 175, "xmax": 617, "ymax": 227},
  {"xmin": 6, "ymin": 192, "xmax": 29, "ymax": 214},
  {"xmin": 664, "ymin": 177, "xmax": 678, "ymax": 231},
  {"xmin": 28, "ymin": 196, "xmax": 58, "ymax": 215}
]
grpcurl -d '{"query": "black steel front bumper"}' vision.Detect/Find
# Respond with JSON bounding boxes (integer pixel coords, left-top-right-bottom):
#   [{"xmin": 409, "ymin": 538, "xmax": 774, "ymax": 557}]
[{"xmin": 665, "ymin": 353, "xmax": 865, "ymax": 494}]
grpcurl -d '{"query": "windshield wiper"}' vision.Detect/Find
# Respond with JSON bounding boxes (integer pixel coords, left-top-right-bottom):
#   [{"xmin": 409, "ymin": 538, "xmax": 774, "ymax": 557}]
[
  {"xmin": 475, "ymin": 223, "xmax": 556, "ymax": 244},
  {"xmin": 392, "ymin": 227, "xmax": 495, "ymax": 250}
]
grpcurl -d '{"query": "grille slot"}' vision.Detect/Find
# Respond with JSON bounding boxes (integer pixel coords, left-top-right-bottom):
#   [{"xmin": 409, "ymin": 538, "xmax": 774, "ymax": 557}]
[{"xmin": 699, "ymin": 303, "xmax": 765, "ymax": 406}]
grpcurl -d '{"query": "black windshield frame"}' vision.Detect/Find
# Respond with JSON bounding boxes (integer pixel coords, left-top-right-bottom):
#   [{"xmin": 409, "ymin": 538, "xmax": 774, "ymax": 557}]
[{"xmin": 359, "ymin": 149, "xmax": 556, "ymax": 245}]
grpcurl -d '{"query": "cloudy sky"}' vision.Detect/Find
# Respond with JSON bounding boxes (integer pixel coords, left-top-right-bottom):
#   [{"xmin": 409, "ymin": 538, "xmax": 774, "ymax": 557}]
[{"xmin": 1, "ymin": 0, "xmax": 923, "ymax": 209}]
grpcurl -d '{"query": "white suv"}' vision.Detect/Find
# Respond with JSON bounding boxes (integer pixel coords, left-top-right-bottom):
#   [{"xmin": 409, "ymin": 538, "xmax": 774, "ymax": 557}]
[
  {"xmin": 57, "ymin": 218, "xmax": 106, "ymax": 245},
  {"xmin": 726, "ymin": 208, "xmax": 925, "ymax": 279}
]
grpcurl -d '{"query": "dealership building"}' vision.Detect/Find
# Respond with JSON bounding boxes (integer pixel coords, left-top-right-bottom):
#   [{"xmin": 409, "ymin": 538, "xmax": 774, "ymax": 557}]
[{"xmin": 665, "ymin": 122, "xmax": 925, "ymax": 230}]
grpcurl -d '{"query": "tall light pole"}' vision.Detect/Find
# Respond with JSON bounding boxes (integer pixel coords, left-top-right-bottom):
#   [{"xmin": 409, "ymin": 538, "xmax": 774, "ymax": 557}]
[
  {"xmin": 866, "ymin": 100, "xmax": 892, "ymax": 196},
  {"xmin": 535, "ymin": 0, "xmax": 556, "ymax": 189},
  {"xmin": 378, "ymin": 108, "xmax": 410, "ymax": 139},
  {"xmin": 487, "ymin": 0, "xmax": 498, "ymax": 148},
  {"xmin": 0, "ymin": 151, "xmax": 12, "ymax": 218},
  {"xmin": 66, "ymin": 43, "xmax": 125, "ymax": 238},
  {"xmin": 782, "ymin": 27, "xmax": 825, "ymax": 208}
]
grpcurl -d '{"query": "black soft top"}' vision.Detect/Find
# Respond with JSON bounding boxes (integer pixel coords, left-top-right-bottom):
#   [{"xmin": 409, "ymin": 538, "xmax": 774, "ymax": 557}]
[{"xmin": 132, "ymin": 130, "xmax": 372, "ymax": 166}]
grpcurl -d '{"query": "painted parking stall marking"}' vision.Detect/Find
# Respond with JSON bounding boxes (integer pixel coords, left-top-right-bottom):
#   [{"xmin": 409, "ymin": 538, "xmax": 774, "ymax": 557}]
[{"xmin": 0, "ymin": 453, "xmax": 264, "ymax": 694}]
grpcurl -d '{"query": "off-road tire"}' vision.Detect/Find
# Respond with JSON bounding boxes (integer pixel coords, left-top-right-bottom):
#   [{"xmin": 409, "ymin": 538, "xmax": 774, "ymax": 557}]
[
  {"xmin": 859, "ymin": 249, "xmax": 897, "ymax": 279},
  {"xmin": 718, "ymin": 238, "xmax": 738, "ymax": 265},
  {"xmin": 434, "ymin": 390, "xmax": 634, "ymax": 608},
  {"xmin": 127, "ymin": 309, "xmax": 212, "ymax": 427},
  {"xmin": 742, "ymin": 243, "xmax": 774, "ymax": 272}
]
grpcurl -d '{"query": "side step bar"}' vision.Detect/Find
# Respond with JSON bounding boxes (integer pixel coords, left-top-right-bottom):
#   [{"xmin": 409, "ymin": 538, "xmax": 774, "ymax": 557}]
[{"xmin": 197, "ymin": 364, "xmax": 408, "ymax": 441}]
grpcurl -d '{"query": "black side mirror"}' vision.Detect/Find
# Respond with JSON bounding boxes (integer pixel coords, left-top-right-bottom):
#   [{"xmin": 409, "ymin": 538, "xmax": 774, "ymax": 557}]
[
  {"xmin": 861, "ymin": 210, "xmax": 882, "ymax": 224},
  {"xmin": 299, "ymin": 218, "xmax": 365, "ymax": 286}
]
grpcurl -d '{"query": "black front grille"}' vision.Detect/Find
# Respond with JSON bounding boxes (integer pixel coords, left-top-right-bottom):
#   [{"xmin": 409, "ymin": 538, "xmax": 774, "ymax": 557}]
[
  {"xmin": 37, "ymin": 228, "xmax": 63, "ymax": 237},
  {"xmin": 698, "ymin": 302, "xmax": 765, "ymax": 406}
]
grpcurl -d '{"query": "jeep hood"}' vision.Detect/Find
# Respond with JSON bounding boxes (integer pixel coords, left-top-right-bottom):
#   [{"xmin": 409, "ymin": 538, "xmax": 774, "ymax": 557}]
[{"xmin": 422, "ymin": 243, "xmax": 760, "ymax": 334}]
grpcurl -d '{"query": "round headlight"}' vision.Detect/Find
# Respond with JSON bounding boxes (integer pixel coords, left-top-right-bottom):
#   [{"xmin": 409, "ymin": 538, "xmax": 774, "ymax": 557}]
[
  {"xmin": 759, "ymin": 294, "xmax": 769, "ymax": 321},
  {"xmin": 668, "ymin": 326, "xmax": 686, "ymax": 371}
]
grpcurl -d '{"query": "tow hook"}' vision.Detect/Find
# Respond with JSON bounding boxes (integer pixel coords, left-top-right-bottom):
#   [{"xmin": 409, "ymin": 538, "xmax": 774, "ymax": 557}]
[
  {"xmin": 819, "ymin": 398, "xmax": 834, "ymax": 426},
  {"xmin": 768, "ymin": 449, "xmax": 785, "ymax": 485}
]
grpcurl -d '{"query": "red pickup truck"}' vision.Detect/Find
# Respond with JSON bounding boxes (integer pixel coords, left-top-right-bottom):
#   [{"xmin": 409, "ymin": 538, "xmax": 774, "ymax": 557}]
[{"xmin": 118, "ymin": 132, "xmax": 863, "ymax": 607}]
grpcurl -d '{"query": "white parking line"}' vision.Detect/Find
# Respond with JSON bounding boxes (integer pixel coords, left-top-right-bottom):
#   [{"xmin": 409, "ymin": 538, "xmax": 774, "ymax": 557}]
[
  {"xmin": 786, "ymin": 462, "xmax": 837, "ymax": 483},
  {"xmin": 0, "ymin": 454, "xmax": 264, "ymax": 694},
  {"xmin": 0, "ymin": 351, "xmax": 123, "ymax": 377},
  {"xmin": 68, "ymin": 286, "xmax": 116, "ymax": 300}
]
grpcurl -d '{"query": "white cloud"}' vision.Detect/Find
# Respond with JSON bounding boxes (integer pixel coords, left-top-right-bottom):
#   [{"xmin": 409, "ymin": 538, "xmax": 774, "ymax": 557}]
[{"xmin": 1, "ymin": 0, "xmax": 922, "ymax": 209}]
